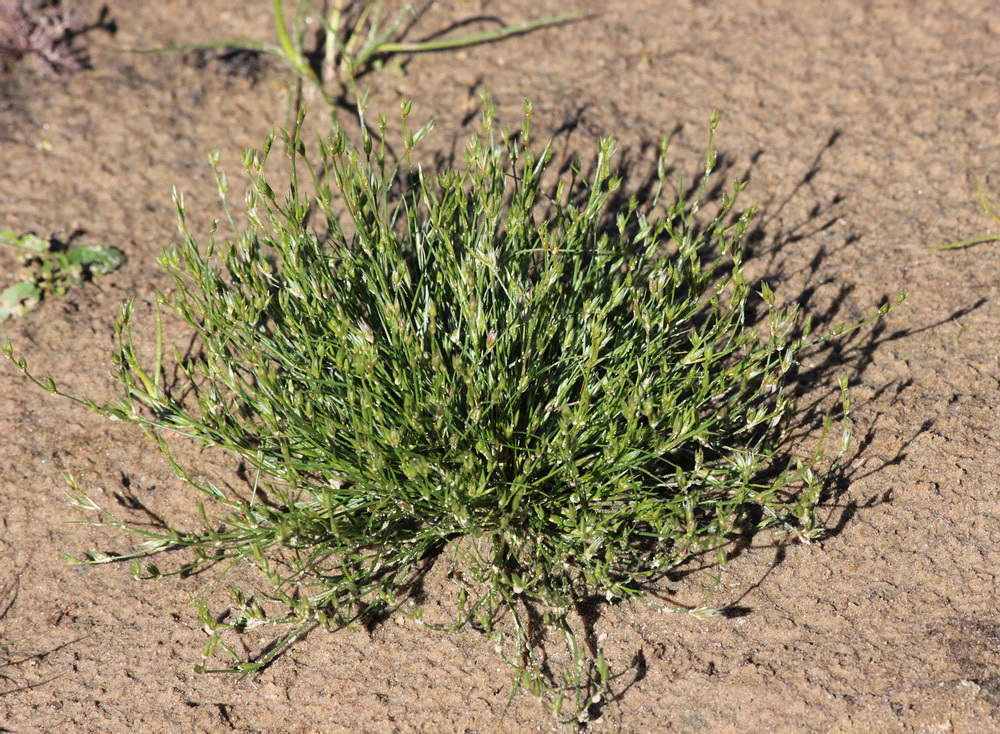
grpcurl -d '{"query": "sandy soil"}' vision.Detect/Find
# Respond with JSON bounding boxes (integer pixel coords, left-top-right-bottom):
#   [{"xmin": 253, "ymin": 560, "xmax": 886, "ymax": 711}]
[{"xmin": 1, "ymin": 1, "xmax": 999, "ymax": 732}]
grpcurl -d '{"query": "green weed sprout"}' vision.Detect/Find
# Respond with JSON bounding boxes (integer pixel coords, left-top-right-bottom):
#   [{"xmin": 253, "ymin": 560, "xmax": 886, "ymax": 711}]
[
  {"xmin": 0, "ymin": 231, "xmax": 124, "ymax": 322},
  {"xmin": 137, "ymin": 0, "xmax": 581, "ymax": 120},
  {"xmin": 3, "ymin": 101, "xmax": 902, "ymax": 720},
  {"xmin": 927, "ymin": 180, "xmax": 1000, "ymax": 250}
]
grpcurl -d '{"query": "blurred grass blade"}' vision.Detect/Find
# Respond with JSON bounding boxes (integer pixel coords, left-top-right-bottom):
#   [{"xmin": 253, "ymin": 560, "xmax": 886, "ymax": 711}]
[
  {"xmin": 927, "ymin": 181, "xmax": 1000, "ymax": 250},
  {"xmin": 376, "ymin": 12, "xmax": 586, "ymax": 55}
]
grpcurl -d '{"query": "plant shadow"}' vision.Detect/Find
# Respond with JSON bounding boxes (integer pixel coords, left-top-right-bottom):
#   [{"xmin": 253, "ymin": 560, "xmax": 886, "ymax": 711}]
[{"xmin": 484, "ymin": 111, "xmax": 987, "ymax": 720}]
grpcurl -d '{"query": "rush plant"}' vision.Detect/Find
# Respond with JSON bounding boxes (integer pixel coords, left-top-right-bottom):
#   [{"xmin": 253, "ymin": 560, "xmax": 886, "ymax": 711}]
[
  {"xmin": 3, "ymin": 101, "xmax": 901, "ymax": 720},
  {"xmin": 139, "ymin": 0, "xmax": 580, "ymax": 122}
]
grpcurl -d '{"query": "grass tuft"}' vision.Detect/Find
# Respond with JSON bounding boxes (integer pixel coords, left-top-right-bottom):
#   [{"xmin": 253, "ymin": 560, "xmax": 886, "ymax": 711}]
[
  {"xmin": 135, "ymin": 0, "xmax": 583, "ymax": 125},
  {"xmin": 4, "ymin": 100, "xmax": 901, "ymax": 719}
]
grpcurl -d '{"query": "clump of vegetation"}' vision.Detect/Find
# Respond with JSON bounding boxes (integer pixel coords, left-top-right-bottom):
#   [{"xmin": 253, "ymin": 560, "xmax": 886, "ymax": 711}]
[
  {"xmin": 3, "ymin": 101, "xmax": 901, "ymax": 721},
  {"xmin": 0, "ymin": 231, "xmax": 124, "ymax": 322},
  {"xmin": 0, "ymin": 0, "xmax": 87, "ymax": 77},
  {"xmin": 139, "ymin": 0, "xmax": 580, "ymax": 121}
]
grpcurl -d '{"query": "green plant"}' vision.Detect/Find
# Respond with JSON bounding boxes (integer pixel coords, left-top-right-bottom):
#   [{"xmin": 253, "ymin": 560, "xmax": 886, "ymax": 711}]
[
  {"xmin": 0, "ymin": 230, "xmax": 124, "ymax": 322},
  {"xmin": 139, "ymin": 0, "xmax": 581, "ymax": 121},
  {"xmin": 4, "ymin": 101, "xmax": 902, "ymax": 721},
  {"xmin": 927, "ymin": 180, "xmax": 1000, "ymax": 250}
]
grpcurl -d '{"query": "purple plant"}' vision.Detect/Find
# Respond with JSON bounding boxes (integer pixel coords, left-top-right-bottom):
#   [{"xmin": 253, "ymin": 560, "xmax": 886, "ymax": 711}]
[{"xmin": 0, "ymin": 0, "xmax": 86, "ymax": 77}]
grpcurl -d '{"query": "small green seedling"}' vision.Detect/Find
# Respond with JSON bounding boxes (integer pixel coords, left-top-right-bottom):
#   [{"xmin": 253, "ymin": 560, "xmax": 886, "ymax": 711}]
[
  {"xmin": 136, "ymin": 0, "xmax": 582, "ymax": 121},
  {"xmin": 0, "ymin": 230, "xmax": 125, "ymax": 322},
  {"xmin": 927, "ymin": 181, "xmax": 1000, "ymax": 250}
]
